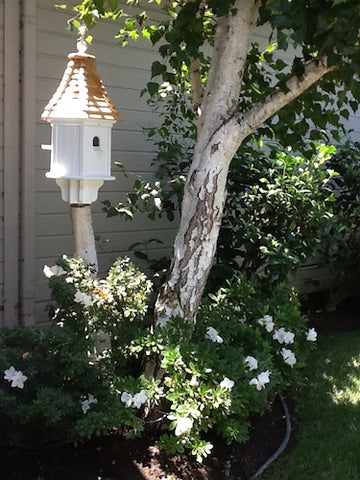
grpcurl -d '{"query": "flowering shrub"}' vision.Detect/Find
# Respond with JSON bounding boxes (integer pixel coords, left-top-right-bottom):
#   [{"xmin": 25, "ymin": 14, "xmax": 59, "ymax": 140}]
[
  {"xmin": 0, "ymin": 326, "xmax": 130, "ymax": 447},
  {"xmin": 0, "ymin": 256, "xmax": 152, "ymax": 448},
  {"xmin": 0, "ymin": 257, "xmax": 316, "ymax": 461},
  {"xmin": 45, "ymin": 255, "xmax": 153, "ymax": 374},
  {"xmin": 121, "ymin": 275, "xmax": 317, "ymax": 461}
]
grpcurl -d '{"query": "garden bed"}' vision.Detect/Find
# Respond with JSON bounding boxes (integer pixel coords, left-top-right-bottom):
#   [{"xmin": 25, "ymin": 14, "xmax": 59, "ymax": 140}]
[
  {"xmin": 0, "ymin": 393, "xmax": 288, "ymax": 480},
  {"xmin": 2, "ymin": 295, "xmax": 358, "ymax": 480}
]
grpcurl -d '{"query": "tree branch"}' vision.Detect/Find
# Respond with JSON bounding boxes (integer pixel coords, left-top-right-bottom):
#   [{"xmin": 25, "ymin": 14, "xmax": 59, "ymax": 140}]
[
  {"xmin": 236, "ymin": 56, "xmax": 338, "ymax": 142},
  {"xmin": 197, "ymin": 0, "xmax": 260, "ymax": 148}
]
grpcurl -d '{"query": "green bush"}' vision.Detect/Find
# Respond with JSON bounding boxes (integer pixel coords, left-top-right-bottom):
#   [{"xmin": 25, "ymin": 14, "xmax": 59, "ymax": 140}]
[
  {"xmin": 122, "ymin": 275, "xmax": 317, "ymax": 461},
  {"xmin": 0, "ymin": 326, "xmax": 129, "ymax": 447},
  {"xmin": 213, "ymin": 143, "xmax": 336, "ymax": 286},
  {"xmin": 0, "ymin": 257, "xmax": 316, "ymax": 461},
  {"xmin": 0, "ymin": 256, "xmax": 153, "ymax": 448},
  {"xmin": 315, "ymin": 140, "xmax": 360, "ymax": 307}
]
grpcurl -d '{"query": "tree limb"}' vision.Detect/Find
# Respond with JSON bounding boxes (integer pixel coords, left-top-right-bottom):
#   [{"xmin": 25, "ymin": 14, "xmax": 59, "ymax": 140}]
[
  {"xmin": 235, "ymin": 56, "xmax": 338, "ymax": 142},
  {"xmin": 197, "ymin": 0, "xmax": 260, "ymax": 148}
]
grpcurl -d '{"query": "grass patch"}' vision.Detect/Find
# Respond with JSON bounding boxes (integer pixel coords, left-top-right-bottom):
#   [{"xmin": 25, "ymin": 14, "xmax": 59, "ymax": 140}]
[{"xmin": 263, "ymin": 331, "xmax": 360, "ymax": 480}]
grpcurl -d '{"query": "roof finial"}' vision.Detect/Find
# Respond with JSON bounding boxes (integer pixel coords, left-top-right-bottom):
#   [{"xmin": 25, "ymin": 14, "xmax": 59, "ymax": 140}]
[{"xmin": 77, "ymin": 24, "xmax": 88, "ymax": 54}]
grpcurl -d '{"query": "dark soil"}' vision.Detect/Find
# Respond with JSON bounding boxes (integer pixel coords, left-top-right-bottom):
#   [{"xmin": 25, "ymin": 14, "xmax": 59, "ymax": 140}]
[
  {"xmin": 0, "ymin": 395, "xmax": 289, "ymax": 480},
  {"xmin": 2, "ymin": 295, "xmax": 358, "ymax": 480}
]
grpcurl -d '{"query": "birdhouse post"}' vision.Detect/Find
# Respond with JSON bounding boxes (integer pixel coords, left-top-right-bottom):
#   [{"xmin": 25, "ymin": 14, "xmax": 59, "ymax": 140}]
[{"xmin": 41, "ymin": 27, "xmax": 120, "ymax": 271}]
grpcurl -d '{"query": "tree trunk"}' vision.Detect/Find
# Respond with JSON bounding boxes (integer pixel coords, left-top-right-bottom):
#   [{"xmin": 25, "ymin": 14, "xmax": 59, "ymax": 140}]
[
  {"xmin": 155, "ymin": 0, "xmax": 260, "ymax": 325},
  {"xmin": 154, "ymin": 1, "xmax": 337, "ymax": 326}
]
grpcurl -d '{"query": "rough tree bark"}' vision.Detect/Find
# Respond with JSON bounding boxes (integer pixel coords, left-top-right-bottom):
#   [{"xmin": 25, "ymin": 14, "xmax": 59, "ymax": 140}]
[{"xmin": 154, "ymin": 0, "xmax": 337, "ymax": 326}]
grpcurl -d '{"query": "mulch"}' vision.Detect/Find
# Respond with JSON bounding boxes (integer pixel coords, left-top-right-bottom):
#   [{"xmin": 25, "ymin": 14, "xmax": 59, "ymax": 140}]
[{"xmin": 0, "ymin": 389, "xmax": 289, "ymax": 480}]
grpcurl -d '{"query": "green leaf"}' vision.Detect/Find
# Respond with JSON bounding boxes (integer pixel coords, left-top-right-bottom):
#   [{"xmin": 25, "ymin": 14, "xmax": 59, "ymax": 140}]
[
  {"xmin": 146, "ymin": 82, "xmax": 160, "ymax": 97},
  {"xmin": 340, "ymin": 109, "xmax": 350, "ymax": 120},
  {"xmin": 107, "ymin": 0, "xmax": 119, "ymax": 10},
  {"xmin": 151, "ymin": 61, "xmax": 166, "ymax": 78}
]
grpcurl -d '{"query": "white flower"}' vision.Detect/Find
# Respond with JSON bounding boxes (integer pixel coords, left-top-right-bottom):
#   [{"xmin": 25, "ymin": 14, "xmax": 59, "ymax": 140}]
[
  {"xmin": 175, "ymin": 417, "xmax": 193, "ymax": 436},
  {"xmin": 80, "ymin": 393, "xmax": 98, "ymax": 414},
  {"xmin": 306, "ymin": 328, "xmax": 317, "ymax": 342},
  {"xmin": 281, "ymin": 348, "xmax": 297, "ymax": 367},
  {"xmin": 244, "ymin": 355, "xmax": 258, "ymax": 371},
  {"xmin": 4, "ymin": 366, "xmax": 16, "ymax": 381},
  {"xmin": 239, "ymin": 316, "xmax": 247, "ymax": 324},
  {"xmin": 257, "ymin": 314, "xmax": 275, "ymax": 332},
  {"xmin": 4, "ymin": 366, "xmax": 28, "ymax": 389},
  {"xmin": 159, "ymin": 82, "xmax": 173, "ymax": 98},
  {"xmin": 74, "ymin": 290, "xmax": 93, "ymax": 307},
  {"xmin": 196, "ymin": 442, "xmax": 213, "ymax": 463},
  {"xmin": 88, "ymin": 393, "xmax": 98, "ymax": 405},
  {"xmin": 132, "ymin": 390, "xmax": 148, "ymax": 409},
  {"xmin": 273, "ymin": 327, "xmax": 295, "ymax": 345},
  {"xmin": 249, "ymin": 370, "xmax": 271, "ymax": 391},
  {"xmin": 81, "ymin": 401, "xmax": 90, "ymax": 414},
  {"xmin": 121, "ymin": 390, "xmax": 148, "ymax": 409},
  {"xmin": 121, "ymin": 391, "xmax": 133, "ymax": 407},
  {"xmin": 43, "ymin": 264, "xmax": 66, "ymax": 278},
  {"xmin": 220, "ymin": 377, "xmax": 235, "ymax": 391},
  {"xmin": 205, "ymin": 326, "xmax": 223, "ymax": 343}
]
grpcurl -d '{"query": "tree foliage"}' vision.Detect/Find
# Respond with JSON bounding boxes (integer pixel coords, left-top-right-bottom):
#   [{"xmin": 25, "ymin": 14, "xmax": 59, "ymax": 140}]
[
  {"xmin": 68, "ymin": 0, "xmax": 360, "ymax": 125},
  {"xmin": 64, "ymin": 0, "xmax": 360, "ymax": 323}
]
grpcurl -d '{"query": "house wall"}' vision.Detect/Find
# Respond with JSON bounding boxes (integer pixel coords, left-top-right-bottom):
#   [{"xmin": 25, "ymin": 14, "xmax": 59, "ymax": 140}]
[
  {"xmin": 1, "ymin": 1, "xmax": 360, "ymax": 326},
  {"xmin": 33, "ymin": 0, "xmax": 178, "ymax": 323},
  {"xmin": 1, "ymin": 0, "xmax": 22, "ymax": 328}
]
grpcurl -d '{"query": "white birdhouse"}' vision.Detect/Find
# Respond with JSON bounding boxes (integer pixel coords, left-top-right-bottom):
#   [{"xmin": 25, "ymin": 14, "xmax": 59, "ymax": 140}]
[{"xmin": 41, "ymin": 32, "xmax": 120, "ymax": 204}]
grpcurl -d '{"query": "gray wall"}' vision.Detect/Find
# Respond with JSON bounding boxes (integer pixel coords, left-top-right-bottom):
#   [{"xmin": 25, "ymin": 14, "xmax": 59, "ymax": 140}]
[
  {"xmin": 34, "ymin": 0, "xmax": 178, "ymax": 322},
  {"xmin": 1, "ymin": 1, "xmax": 360, "ymax": 325}
]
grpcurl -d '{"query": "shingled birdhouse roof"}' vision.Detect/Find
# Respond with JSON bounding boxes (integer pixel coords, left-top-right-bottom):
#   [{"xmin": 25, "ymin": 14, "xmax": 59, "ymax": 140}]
[{"xmin": 41, "ymin": 51, "xmax": 120, "ymax": 122}]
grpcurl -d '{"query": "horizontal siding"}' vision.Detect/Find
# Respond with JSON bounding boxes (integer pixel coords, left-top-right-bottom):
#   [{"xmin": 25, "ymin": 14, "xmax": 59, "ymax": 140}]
[
  {"xmin": 0, "ymin": 0, "xmax": 354, "ymax": 326},
  {"xmin": 34, "ymin": 1, "xmax": 177, "ymax": 322},
  {"xmin": 36, "ymin": 211, "xmax": 177, "ymax": 238},
  {"xmin": 289, "ymin": 263, "xmax": 334, "ymax": 294}
]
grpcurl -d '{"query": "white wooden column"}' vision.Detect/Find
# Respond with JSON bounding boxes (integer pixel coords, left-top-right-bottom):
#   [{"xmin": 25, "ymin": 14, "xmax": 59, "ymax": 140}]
[
  {"xmin": 3, "ymin": 0, "xmax": 21, "ymax": 327},
  {"xmin": 20, "ymin": 0, "xmax": 36, "ymax": 325}
]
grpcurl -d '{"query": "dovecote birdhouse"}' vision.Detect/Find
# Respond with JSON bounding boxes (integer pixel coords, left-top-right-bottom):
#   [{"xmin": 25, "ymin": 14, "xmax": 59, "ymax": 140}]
[{"xmin": 41, "ymin": 33, "xmax": 120, "ymax": 204}]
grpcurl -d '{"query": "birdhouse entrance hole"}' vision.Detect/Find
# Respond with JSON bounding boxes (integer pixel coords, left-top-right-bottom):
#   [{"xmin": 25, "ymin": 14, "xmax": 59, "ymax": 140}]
[{"xmin": 93, "ymin": 136, "xmax": 100, "ymax": 147}]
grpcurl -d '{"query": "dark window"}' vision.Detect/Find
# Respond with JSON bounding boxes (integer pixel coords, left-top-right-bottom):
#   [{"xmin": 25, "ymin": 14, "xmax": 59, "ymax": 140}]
[{"xmin": 93, "ymin": 136, "xmax": 100, "ymax": 147}]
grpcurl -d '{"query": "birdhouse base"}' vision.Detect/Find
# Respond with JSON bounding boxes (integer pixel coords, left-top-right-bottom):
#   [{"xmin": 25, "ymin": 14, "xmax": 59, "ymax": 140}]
[{"xmin": 56, "ymin": 178, "xmax": 107, "ymax": 204}]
